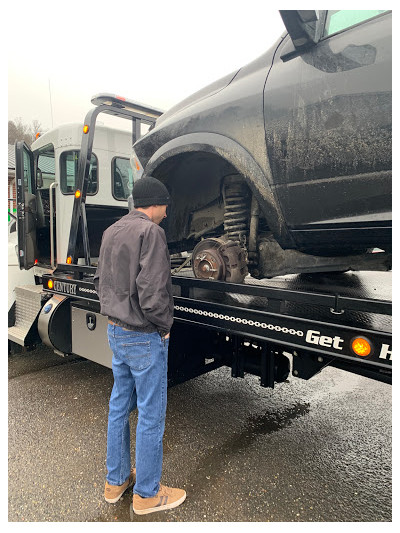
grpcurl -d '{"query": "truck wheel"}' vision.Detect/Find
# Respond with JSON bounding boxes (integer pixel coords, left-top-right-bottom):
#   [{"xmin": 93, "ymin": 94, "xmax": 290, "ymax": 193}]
[{"xmin": 192, "ymin": 238, "xmax": 248, "ymax": 283}]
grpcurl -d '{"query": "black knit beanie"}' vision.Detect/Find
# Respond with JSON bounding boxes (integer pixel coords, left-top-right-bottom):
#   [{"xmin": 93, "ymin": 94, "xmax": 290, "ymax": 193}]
[{"xmin": 131, "ymin": 176, "xmax": 171, "ymax": 208}]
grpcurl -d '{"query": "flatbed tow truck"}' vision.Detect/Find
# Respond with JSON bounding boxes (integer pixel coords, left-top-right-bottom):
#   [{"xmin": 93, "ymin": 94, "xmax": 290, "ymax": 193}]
[{"xmin": 9, "ymin": 96, "xmax": 392, "ymax": 387}]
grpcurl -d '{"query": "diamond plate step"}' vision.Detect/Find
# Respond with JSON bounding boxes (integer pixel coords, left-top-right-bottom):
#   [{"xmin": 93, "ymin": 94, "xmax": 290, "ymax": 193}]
[{"xmin": 8, "ymin": 285, "xmax": 48, "ymax": 346}]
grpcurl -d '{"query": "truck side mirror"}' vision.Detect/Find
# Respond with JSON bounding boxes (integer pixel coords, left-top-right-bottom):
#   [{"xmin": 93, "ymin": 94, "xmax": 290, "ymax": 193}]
[{"xmin": 279, "ymin": 10, "xmax": 321, "ymax": 50}]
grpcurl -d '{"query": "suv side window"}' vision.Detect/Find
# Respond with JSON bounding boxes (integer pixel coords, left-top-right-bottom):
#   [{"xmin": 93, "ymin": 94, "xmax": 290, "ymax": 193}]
[{"xmin": 324, "ymin": 10, "xmax": 388, "ymax": 37}]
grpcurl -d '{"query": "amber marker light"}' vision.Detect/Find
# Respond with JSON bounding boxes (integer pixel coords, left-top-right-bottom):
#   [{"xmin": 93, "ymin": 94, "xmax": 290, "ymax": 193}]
[
  {"xmin": 83, "ymin": 125, "xmax": 89, "ymax": 134},
  {"xmin": 351, "ymin": 337, "xmax": 372, "ymax": 357},
  {"xmin": 47, "ymin": 279, "xmax": 54, "ymax": 289},
  {"xmin": 75, "ymin": 190, "xmax": 81, "ymax": 199},
  {"xmin": 66, "ymin": 256, "xmax": 72, "ymax": 264}
]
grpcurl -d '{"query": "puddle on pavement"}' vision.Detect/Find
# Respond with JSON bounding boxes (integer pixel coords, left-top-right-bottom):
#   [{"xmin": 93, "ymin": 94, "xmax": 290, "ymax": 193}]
[
  {"xmin": 184, "ymin": 402, "xmax": 310, "ymax": 492},
  {"xmin": 93, "ymin": 402, "xmax": 310, "ymax": 522}
]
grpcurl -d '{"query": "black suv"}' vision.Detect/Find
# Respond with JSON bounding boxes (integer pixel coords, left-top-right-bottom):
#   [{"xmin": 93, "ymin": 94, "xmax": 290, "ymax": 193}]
[{"xmin": 132, "ymin": 10, "xmax": 392, "ymax": 281}]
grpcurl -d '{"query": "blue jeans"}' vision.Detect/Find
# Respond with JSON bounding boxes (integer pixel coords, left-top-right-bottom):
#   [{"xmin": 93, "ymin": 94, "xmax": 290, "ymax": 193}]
[{"xmin": 106, "ymin": 325, "xmax": 169, "ymax": 498}]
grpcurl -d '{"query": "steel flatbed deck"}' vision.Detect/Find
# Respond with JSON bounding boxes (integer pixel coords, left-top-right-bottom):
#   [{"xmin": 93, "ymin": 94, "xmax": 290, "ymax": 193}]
[{"xmin": 42, "ymin": 265, "xmax": 392, "ymax": 386}]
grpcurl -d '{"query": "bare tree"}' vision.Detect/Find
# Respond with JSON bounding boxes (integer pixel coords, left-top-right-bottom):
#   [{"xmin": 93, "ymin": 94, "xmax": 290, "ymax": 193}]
[
  {"xmin": 31, "ymin": 120, "xmax": 42, "ymax": 139},
  {"xmin": 8, "ymin": 118, "xmax": 44, "ymax": 147}
]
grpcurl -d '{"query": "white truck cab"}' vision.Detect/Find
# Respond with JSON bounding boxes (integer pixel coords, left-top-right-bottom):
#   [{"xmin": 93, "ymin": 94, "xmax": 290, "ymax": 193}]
[
  {"xmin": 15, "ymin": 122, "xmax": 132, "ymax": 269},
  {"xmin": 9, "ymin": 94, "xmax": 163, "ymax": 346}
]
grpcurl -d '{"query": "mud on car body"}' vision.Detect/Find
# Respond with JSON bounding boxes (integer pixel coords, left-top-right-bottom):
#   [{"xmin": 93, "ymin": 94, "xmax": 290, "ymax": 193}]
[{"xmin": 131, "ymin": 10, "xmax": 392, "ymax": 282}]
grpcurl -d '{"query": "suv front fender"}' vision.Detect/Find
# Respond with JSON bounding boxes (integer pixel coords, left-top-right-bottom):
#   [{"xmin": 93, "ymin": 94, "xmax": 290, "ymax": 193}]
[{"xmin": 144, "ymin": 132, "xmax": 293, "ymax": 248}]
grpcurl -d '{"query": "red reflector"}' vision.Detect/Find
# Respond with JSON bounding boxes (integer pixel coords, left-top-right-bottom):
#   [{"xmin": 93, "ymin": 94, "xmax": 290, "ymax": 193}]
[{"xmin": 116, "ymin": 95, "xmax": 126, "ymax": 101}]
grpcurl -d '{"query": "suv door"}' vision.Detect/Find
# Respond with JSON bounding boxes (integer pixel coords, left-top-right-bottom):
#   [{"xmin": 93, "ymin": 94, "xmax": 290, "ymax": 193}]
[
  {"xmin": 15, "ymin": 141, "xmax": 37, "ymax": 269},
  {"xmin": 265, "ymin": 10, "xmax": 391, "ymax": 253}
]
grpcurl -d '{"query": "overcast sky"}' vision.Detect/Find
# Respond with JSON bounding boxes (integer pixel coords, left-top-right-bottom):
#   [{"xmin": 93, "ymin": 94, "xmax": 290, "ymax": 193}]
[{"xmin": 7, "ymin": 0, "xmax": 286, "ymax": 132}]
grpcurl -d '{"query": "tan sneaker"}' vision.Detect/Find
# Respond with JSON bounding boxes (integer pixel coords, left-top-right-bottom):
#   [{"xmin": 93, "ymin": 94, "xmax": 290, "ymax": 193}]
[
  {"xmin": 132, "ymin": 484, "xmax": 186, "ymax": 515},
  {"xmin": 104, "ymin": 468, "xmax": 136, "ymax": 503}
]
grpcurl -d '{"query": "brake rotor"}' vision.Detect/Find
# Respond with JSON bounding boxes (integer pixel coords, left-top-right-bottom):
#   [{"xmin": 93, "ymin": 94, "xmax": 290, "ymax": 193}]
[
  {"xmin": 192, "ymin": 239, "xmax": 226, "ymax": 280},
  {"xmin": 192, "ymin": 238, "xmax": 248, "ymax": 283}
]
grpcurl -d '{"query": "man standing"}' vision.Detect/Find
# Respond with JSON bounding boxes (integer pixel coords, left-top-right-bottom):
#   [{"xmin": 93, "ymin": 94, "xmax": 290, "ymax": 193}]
[{"xmin": 94, "ymin": 176, "xmax": 186, "ymax": 515}]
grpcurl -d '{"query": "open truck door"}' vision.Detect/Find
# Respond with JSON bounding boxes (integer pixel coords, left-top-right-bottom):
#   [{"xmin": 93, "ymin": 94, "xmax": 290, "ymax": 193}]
[{"xmin": 15, "ymin": 141, "xmax": 37, "ymax": 270}]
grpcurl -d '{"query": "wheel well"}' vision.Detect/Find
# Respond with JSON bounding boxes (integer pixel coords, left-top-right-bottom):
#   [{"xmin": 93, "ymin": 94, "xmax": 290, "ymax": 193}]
[{"xmin": 151, "ymin": 150, "xmax": 241, "ymax": 246}]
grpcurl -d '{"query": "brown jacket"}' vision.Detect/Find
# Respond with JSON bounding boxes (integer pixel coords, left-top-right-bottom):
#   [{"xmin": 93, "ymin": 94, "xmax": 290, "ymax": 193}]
[{"xmin": 94, "ymin": 209, "xmax": 173, "ymax": 336}]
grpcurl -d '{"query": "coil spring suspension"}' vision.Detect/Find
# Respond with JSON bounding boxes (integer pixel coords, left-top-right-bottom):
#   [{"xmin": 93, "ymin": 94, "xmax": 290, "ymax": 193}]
[{"xmin": 222, "ymin": 176, "xmax": 250, "ymax": 244}]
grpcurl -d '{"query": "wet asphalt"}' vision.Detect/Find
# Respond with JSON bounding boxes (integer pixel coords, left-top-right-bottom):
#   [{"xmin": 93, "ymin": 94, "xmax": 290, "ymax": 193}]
[{"xmin": 8, "ymin": 344, "xmax": 391, "ymax": 523}]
